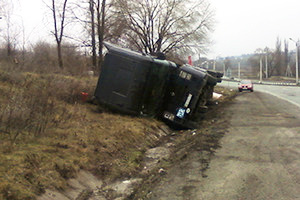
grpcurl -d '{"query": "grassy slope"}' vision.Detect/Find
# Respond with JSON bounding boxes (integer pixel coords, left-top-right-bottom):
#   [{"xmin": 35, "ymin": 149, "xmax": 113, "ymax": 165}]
[
  {"xmin": 0, "ymin": 70, "xmax": 235, "ymax": 200},
  {"xmin": 0, "ymin": 71, "xmax": 166, "ymax": 200}
]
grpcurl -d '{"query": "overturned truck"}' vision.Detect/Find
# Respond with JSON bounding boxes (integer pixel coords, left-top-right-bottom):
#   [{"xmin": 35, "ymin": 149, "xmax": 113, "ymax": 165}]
[{"xmin": 94, "ymin": 43, "xmax": 223, "ymax": 128}]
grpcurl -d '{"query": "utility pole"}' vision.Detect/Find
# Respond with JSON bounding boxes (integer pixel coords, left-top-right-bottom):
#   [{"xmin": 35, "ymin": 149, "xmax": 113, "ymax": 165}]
[
  {"xmin": 265, "ymin": 53, "xmax": 268, "ymax": 79},
  {"xmin": 238, "ymin": 61, "xmax": 241, "ymax": 80},
  {"xmin": 296, "ymin": 42, "xmax": 299, "ymax": 85},
  {"xmin": 260, "ymin": 57, "xmax": 263, "ymax": 83},
  {"xmin": 213, "ymin": 60, "xmax": 216, "ymax": 71}
]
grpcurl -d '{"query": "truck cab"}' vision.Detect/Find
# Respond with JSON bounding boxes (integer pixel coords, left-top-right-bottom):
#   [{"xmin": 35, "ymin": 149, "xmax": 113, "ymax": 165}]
[{"xmin": 161, "ymin": 64, "xmax": 208, "ymax": 128}]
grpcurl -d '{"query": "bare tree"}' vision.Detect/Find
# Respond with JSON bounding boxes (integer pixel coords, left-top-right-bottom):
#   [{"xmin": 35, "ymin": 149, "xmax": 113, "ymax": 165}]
[
  {"xmin": 263, "ymin": 47, "xmax": 270, "ymax": 78},
  {"xmin": 250, "ymin": 48, "xmax": 267, "ymax": 77},
  {"xmin": 284, "ymin": 39, "xmax": 291, "ymax": 76},
  {"xmin": 97, "ymin": 0, "xmax": 106, "ymax": 68},
  {"xmin": 273, "ymin": 37, "xmax": 283, "ymax": 76},
  {"xmin": 0, "ymin": 0, "xmax": 20, "ymax": 58},
  {"xmin": 113, "ymin": 0, "xmax": 214, "ymax": 58},
  {"xmin": 48, "ymin": 0, "xmax": 69, "ymax": 69},
  {"xmin": 72, "ymin": 0, "xmax": 108, "ymax": 71},
  {"xmin": 89, "ymin": 0, "xmax": 97, "ymax": 69}
]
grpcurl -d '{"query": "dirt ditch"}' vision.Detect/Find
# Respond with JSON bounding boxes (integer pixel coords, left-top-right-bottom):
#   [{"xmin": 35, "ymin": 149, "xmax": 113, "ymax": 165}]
[
  {"xmin": 128, "ymin": 95, "xmax": 234, "ymax": 200},
  {"xmin": 37, "ymin": 88, "xmax": 237, "ymax": 200}
]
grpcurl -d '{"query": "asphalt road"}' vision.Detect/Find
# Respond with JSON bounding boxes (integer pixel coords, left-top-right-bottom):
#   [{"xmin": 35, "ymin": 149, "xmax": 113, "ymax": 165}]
[
  {"xmin": 219, "ymin": 80, "xmax": 300, "ymax": 108},
  {"xmin": 145, "ymin": 91, "xmax": 300, "ymax": 200}
]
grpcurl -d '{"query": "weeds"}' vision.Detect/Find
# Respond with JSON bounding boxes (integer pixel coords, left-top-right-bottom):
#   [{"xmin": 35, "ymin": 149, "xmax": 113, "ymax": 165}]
[
  {"xmin": 0, "ymin": 69, "xmax": 169, "ymax": 200},
  {"xmin": 0, "ymin": 84, "xmax": 58, "ymax": 145},
  {"xmin": 0, "ymin": 71, "xmax": 94, "ymax": 147}
]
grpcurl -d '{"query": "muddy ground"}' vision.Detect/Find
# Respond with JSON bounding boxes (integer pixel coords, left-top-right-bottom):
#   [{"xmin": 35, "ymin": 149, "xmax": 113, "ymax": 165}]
[
  {"xmin": 38, "ymin": 90, "xmax": 300, "ymax": 200},
  {"xmin": 131, "ymin": 91, "xmax": 300, "ymax": 200},
  {"xmin": 37, "ymin": 89, "xmax": 234, "ymax": 200}
]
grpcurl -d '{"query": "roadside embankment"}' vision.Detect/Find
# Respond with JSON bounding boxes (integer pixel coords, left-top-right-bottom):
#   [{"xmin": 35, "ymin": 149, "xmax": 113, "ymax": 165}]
[{"xmin": 0, "ymin": 70, "xmax": 236, "ymax": 200}]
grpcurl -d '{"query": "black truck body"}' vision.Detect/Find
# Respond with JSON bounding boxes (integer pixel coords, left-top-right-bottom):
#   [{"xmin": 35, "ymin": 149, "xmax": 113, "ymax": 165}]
[{"xmin": 94, "ymin": 43, "xmax": 222, "ymax": 128}]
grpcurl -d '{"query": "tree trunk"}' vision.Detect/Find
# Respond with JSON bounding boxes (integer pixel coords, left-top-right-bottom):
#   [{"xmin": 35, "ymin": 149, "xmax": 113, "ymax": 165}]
[
  {"xmin": 97, "ymin": 0, "xmax": 106, "ymax": 72},
  {"xmin": 57, "ymin": 41, "xmax": 63, "ymax": 69},
  {"xmin": 7, "ymin": 41, "xmax": 11, "ymax": 57},
  {"xmin": 51, "ymin": 0, "xmax": 68, "ymax": 70},
  {"xmin": 90, "ymin": 0, "xmax": 97, "ymax": 70}
]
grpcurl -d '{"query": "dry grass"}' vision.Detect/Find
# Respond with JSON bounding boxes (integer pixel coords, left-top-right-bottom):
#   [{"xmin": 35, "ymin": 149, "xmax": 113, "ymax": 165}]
[
  {"xmin": 0, "ymin": 70, "xmax": 166, "ymax": 200},
  {"xmin": 214, "ymin": 85, "xmax": 238, "ymax": 102}
]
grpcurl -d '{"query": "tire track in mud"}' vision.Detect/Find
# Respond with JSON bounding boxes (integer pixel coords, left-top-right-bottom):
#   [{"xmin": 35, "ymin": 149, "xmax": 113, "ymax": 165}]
[{"xmin": 129, "ymin": 95, "xmax": 236, "ymax": 200}]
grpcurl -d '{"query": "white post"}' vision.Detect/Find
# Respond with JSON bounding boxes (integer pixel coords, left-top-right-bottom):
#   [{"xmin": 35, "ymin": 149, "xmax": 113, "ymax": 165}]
[
  {"xmin": 260, "ymin": 57, "xmax": 263, "ymax": 83},
  {"xmin": 238, "ymin": 61, "xmax": 241, "ymax": 79},
  {"xmin": 223, "ymin": 63, "xmax": 226, "ymax": 76},
  {"xmin": 265, "ymin": 54, "xmax": 268, "ymax": 79},
  {"xmin": 289, "ymin": 38, "xmax": 299, "ymax": 85},
  {"xmin": 296, "ymin": 41, "xmax": 299, "ymax": 84},
  {"xmin": 213, "ymin": 60, "xmax": 216, "ymax": 71}
]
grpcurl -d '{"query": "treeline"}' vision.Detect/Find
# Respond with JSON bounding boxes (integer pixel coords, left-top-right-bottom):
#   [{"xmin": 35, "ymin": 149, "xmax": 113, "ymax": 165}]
[
  {"xmin": 0, "ymin": 41, "xmax": 89, "ymax": 75},
  {"xmin": 0, "ymin": 0, "xmax": 214, "ymax": 74},
  {"xmin": 201, "ymin": 37, "xmax": 299, "ymax": 79},
  {"xmin": 248, "ymin": 38, "xmax": 298, "ymax": 78}
]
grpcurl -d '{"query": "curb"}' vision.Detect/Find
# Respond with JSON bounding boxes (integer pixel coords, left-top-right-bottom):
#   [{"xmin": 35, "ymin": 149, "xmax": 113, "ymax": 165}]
[{"xmin": 222, "ymin": 78, "xmax": 299, "ymax": 87}]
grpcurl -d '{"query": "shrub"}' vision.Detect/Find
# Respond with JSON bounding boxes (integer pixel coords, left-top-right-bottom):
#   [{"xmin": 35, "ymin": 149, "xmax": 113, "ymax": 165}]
[{"xmin": 0, "ymin": 72, "xmax": 95, "ymax": 145}]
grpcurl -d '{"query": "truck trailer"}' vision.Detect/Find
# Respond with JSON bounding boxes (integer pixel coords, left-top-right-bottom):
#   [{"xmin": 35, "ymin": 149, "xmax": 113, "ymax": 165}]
[{"xmin": 94, "ymin": 43, "xmax": 222, "ymax": 128}]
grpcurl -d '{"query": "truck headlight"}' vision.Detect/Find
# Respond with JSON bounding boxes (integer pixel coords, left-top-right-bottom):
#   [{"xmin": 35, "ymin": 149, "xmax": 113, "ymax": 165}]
[{"xmin": 163, "ymin": 112, "xmax": 175, "ymax": 121}]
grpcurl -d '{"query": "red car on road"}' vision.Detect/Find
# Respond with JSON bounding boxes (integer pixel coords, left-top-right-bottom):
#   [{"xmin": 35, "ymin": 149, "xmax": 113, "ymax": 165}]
[{"xmin": 238, "ymin": 80, "xmax": 254, "ymax": 92}]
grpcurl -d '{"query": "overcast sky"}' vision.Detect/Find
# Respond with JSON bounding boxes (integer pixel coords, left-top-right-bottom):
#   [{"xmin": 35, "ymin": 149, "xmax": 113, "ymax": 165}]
[
  {"xmin": 17, "ymin": 0, "xmax": 49, "ymax": 42},
  {"xmin": 2, "ymin": 0, "xmax": 300, "ymax": 59},
  {"xmin": 209, "ymin": 0, "xmax": 300, "ymax": 58}
]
